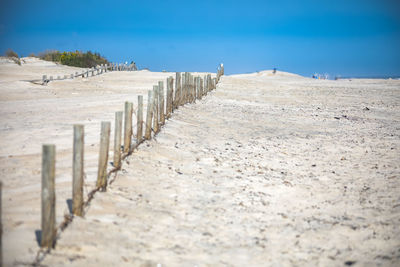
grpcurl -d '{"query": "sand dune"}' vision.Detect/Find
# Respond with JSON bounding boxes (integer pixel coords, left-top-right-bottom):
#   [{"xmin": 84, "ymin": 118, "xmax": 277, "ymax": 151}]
[{"xmin": 1, "ymin": 58, "xmax": 399, "ymax": 266}]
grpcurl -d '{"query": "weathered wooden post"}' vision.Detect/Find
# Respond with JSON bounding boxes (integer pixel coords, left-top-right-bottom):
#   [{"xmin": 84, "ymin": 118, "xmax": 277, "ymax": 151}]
[
  {"xmin": 166, "ymin": 77, "xmax": 173, "ymax": 118},
  {"xmin": 213, "ymin": 78, "xmax": 217, "ymax": 90},
  {"xmin": 199, "ymin": 77, "xmax": 203, "ymax": 99},
  {"xmin": 158, "ymin": 81, "xmax": 165, "ymax": 125},
  {"xmin": 41, "ymin": 144, "xmax": 56, "ymax": 248},
  {"xmin": 185, "ymin": 73, "xmax": 189, "ymax": 103},
  {"xmin": 123, "ymin": 102, "xmax": 133, "ymax": 153},
  {"xmin": 191, "ymin": 74, "xmax": 195, "ymax": 102},
  {"xmin": 194, "ymin": 77, "xmax": 199, "ymax": 100},
  {"xmin": 42, "ymin": 75, "xmax": 47, "ymax": 83},
  {"xmin": 174, "ymin": 72, "xmax": 181, "ymax": 110},
  {"xmin": 144, "ymin": 91, "xmax": 154, "ymax": 139},
  {"xmin": 189, "ymin": 73, "xmax": 193, "ymax": 102},
  {"xmin": 207, "ymin": 74, "xmax": 212, "ymax": 92},
  {"xmin": 96, "ymin": 122, "xmax": 110, "ymax": 191},
  {"xmin": 170, "ymin": 76, "xmax": 174, "ymax": 114},
  {"xmin": 188, "ymin": 73, "xmax": 192, "ymax": 103},
  {"xmin": 0, "ymin": 181, "xmax": 2, "ymax": 266},
  {"xmin": 137, "ymin": 96, "xmax": 143, "ymax": 145},
  {"xmin": 114, "ymin": 111, "xmax": 123, "ymax": 169},
  {"xmin": 153, "ymin": 85, "xmax": 159, "ymax": 134},
  {"xmin": 72, "ymin": 125, "xmax": 84, "ymax": 216},
  {"xmin": 181, "ymin": 73, "xmax": 186, "ymax": 105}
]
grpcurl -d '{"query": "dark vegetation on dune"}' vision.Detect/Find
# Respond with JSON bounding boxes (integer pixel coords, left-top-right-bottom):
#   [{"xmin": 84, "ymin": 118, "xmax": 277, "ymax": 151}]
[
  {"xmin": 37, "ymin": 50, "xmax": 110, "ymax": 68},
  {"xmin": 3, "ymin": 49, "xmax": 110, "ymax": 68},
  {"xmin": 4, "ymin": 48, "xmax": 21, "ymax": 65}
]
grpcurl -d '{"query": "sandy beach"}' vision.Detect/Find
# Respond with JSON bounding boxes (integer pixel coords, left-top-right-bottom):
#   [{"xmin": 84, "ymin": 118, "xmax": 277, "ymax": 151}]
[{"xmin": 1, "ymin": 58, "xmax": 399, "ymax": 266}]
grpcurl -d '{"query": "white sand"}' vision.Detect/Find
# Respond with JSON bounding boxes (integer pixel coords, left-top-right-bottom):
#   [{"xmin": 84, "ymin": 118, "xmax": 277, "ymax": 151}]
[{"xmin": 1, "ymin": 58, "xmax": 399, "ymax": 266}]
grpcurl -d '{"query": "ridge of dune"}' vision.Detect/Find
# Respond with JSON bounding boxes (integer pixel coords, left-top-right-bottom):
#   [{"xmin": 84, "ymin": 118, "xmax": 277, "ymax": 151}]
[{"xmin": 230, "ymin": 70, "xmax": 308, "ymax": 80}]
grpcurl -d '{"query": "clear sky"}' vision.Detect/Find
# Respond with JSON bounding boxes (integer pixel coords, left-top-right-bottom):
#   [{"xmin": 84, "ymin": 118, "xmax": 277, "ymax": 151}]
[{"xmin": 1, "ymin": 0, "xmax": 399, "ymax": 77}]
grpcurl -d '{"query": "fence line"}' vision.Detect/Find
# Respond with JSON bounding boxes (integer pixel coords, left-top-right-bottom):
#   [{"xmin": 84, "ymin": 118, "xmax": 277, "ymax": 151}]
[
  {"xmin": 26, "ymin": 63, "xmax": 224, "ymax": 265},
  {"xmin": 39, "ymin": 62, "xmax": 137, "ymax": 85}
]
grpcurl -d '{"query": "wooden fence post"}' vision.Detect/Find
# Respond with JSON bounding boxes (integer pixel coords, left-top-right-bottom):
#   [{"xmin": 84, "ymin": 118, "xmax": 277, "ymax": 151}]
[
  {"xmin": 191, "ymin": 74, "xmax": 195, "ymax": 102},
  {"xmin": 159, "ymin": 81, "xmax": 165, "ymax": 125},
  {"xmin": 114, "ymin": 111, "xmax": 123, "ymax": 169},
  {"xmin": 41, "ymin": 144, "xmax": 56, "ymax": 248},
  {"xmin": 196, "ymin": 77, "xmax": 201, "ymax": 100},
  {"xmin": 193, "ymin": 77, "xmax": 198, "ymax": 101},
  {"xmin": 203, "ymin": 76, "xmax": 206, "ymax": 96},
  {"xmin": 144, "ymin": 91, "xmax": 154, "ymax": 140},
  {"xmin": 207, "ymin": 74, "xmax": 212, "ymax": 92},
  {"xmin": 181, "ymin": 73, "xmax": 186, "ymax": 105},
  {"xmin": 188, "ymin": 73, "xmax": 192, "ymax": 103},
  {"xmin": 123, "ymin": 102, "xmax": 133, "ymax": 153},
  {"xmin": 153, "ymin": 85, "xmax": 159, "ymax": 134},
  {"xmin": 166, "ymin": 77, "xmax": 173, "ymax": 118},
  {"xmin": 199, "ymin": 77, "xmax": 203, "ymax": 99},
  {"xmin": 174, "ymin": 72, "xmax": 181, "ymax": 110},
  {"xmin": 0, "ymin": 181, "xmax": 2, "ymax": 266},
  {"xmin": 185, "ymin": 72, "xmax": 190, "ymax": 104},
  {"xmin": 72, "ymin": 125, "xmax": 84, "ymax": 217},
  {"xmin": 96, "ymin": 122, "xmax": 110, "ymax": 191},
  {"xmin": 137, "ymin": 96, "xmax": 143, "ymax": 145}
]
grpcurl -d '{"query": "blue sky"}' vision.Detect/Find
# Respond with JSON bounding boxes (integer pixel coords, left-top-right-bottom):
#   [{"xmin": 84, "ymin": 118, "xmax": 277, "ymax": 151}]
[{"xmin": 1, "ymin": 0, "xmax": 399, "ymax": 77}]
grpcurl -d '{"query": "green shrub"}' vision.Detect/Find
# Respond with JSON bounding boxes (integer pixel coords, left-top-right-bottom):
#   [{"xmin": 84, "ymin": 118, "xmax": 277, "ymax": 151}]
[
  {"xmin": 38, "ymin": 50, "xmax": 109, "ymax": 68},
  {"xmin": 5, "ymin": 49, "xmax": 19, "ymax": 58},
  {"xmin": 4, "ymin": 49, "xmax": 21, "ymax": 65}
]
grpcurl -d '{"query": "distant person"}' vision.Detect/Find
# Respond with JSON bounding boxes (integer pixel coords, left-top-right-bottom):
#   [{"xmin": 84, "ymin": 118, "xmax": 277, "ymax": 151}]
[{"xmin": 273, "ymin": 68, "xmax": 277, "ymax": 74}]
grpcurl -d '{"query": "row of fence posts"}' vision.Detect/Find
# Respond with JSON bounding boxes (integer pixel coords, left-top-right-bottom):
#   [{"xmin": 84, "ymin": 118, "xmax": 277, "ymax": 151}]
[
  {"xmin": 41, "ymin": 62, "xmax": 137, "ymax": 85},
  {"xmin": 36, "ymin": 63, "xmax": 224, "ymax": 250}
]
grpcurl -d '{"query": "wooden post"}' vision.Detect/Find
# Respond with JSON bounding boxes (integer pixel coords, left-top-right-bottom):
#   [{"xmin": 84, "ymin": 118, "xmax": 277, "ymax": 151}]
[
  {"xmin": 41, "ymin": 144, "xmax": 56, "ymax": 248},
  {"xmin": 195, "ymin": 77, "xmax": 200, "ymax": 100},
  {"xmin": 166, "ymin": 77, "xmax": 173, "ymax": 118},
  {"xmin": 0, "ymin": 181, "xmax": 2, "ymax": 267},
  {"xmin": 166, "ymin": 79, "xmax": 171, "ymax": 118},
  {"xmin": 96, "ymin": 122, "xmax": 110, "ymax": 191},
  {"xmin": 174, "ymin": 72, "xmax": 181, "ymax": 110},
  {"xmin": 181, "ymin": 73, "xmax": 186, "ymax": 105},
  {"xmin": 72, "ymin": 125, "xmax": 84, "ymax": 216},
  {"xmin": 189, "ymin": 73, "xmax": 193, "ymax": 103},
  {"xmin": 188, "ymin": 73, "xmax": 192, "ymax": 103},
  {"xmin": 169, "ymin": 77, "xmax": 174, "ymax": 114},
  {"xmin": 186, "ymin": 73, "xmax": 190, "ymax": 103},
  {"xmin": 159, "ymin": 81, "xmax": 165, "ymax": 125},
  {"xmin": 42, "ymin": 75, "xmax": 47, "ymax": 82},
  {"xmin": 153, "ymin": 85, "xmax": 159, "ymax": 133},
  {"xmin": 114, "ymin": 111, "xmax": 123, "ymax": 169},
  {"xmin": 137, "ymin": 96, "xmax": 143, "ymax": 145},
  {"xmin": 202, "ymin": 76, "xmax": 206, "ymax": 96},
  {"xmin": 192, "ymin": 74, "xmax": 196, "ymax": 102},
  {"xmin": 199, "ymin": 77, "xmax": 203, "ymax": 99},
  {"xmin": 144, "ymin": 90, "xmax": 154, "ymax": 139},
  {"xmin": 213, "ymin": 78, "xmax": 216, "ymax": 90},
  {"xmin": 192, "ymin": 75, "xmax": 197, "ymax": 102},
  {"xmin": 123, "ymin": 102, "xmax": 133, "ymax": 153},
  {"xmin": 193, "ymin": 77, "xmax": 197, "ymax": 101}
]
